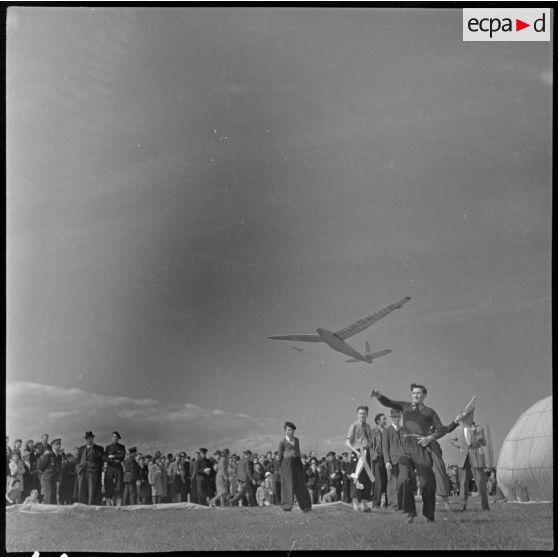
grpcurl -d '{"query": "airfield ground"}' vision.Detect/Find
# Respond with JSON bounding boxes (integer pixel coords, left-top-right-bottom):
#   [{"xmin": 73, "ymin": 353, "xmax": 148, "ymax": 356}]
[{"xmin": 4, "ymin": 497, "xmax": 553, "ymax": 553}]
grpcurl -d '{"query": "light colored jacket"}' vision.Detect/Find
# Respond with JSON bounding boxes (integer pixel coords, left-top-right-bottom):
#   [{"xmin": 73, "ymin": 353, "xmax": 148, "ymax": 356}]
[{"xmin": 449, "ymin": 425, "xmax": 486, "ymax": 469}]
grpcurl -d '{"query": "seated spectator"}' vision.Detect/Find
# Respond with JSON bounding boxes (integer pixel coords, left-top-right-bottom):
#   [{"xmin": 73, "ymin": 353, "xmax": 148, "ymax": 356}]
[{"xmin": 22, "ymin": 488, "xmax": 40, "ymax": 505}]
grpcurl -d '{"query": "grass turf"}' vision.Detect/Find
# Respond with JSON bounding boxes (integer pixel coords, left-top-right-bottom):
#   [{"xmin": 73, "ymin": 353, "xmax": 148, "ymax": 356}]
[{"xmin": 4, "ymin": 498, "xmax": 554, "ymax": 553}]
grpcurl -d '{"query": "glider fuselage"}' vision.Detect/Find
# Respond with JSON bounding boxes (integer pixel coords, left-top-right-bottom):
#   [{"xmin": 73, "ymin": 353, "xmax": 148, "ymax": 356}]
[{"xmin": 316, "ymin": 328, "xmax": 369, "ymax": 363}]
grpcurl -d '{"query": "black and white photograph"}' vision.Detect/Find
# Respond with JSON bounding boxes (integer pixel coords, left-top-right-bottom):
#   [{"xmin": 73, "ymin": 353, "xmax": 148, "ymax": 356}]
[{"xmin": 5, "ymin": 4, "xmax": 553, "ymax": 553}]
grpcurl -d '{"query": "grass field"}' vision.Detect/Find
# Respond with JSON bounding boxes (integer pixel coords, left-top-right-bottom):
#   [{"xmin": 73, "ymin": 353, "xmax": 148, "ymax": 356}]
[{"xmin": 5, "ymin": 497, "xmax": 554, "ymax": 553}]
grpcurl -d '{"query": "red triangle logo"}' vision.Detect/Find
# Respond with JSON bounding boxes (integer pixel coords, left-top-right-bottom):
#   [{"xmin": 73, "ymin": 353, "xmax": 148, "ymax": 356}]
[{"xmin": 516, "ymin": 19, "xmax": 530, "ymax": 32}]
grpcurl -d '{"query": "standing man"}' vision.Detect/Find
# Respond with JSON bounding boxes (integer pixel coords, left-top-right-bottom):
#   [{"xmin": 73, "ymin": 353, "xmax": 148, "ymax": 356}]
[
  {"xmin": 325, "ymin": 451, "xmax": 342, "ymax": 502},
  {"xmin": 449, "ymin": 410, "xmax": 490, "ymax": 511},
  {"xmin": 370, "ymin": 413, "xmax": 389, "ymax": 510},
  {"xmin": 345, "ymin": 405, "xmax": 375, "ymax": 512},
  {"xmin": 37, "ymin": 438, "xmax": 64, "ymax": 504},
  {"xmin": 6, "ymin": 436, "xmax": 12, "ymax": 488},
  {"xmin": 382, "ymin": 409, "xmax": 405, "ymax": 511},
  {"xmin": 41, "ymin": 433, "xmax": 52, "ymax": 452},
  {"xmin": 271, "ymin": 451, "xmax": 281, "ymax": 505},
  {"xmin": 189, "ymin": 450, "xmax": 200, "ymax": 504},
  {"xmin": 230, "ymin": 450, "xmax": 256, "ymax": 507},
  {"xmin": 370, "ymin": 384, "xmax": 456, "ymax": 523},
  {"xmin": 76, "ymin": 431, "xmax": 104, "ymax": 505},
  {"xmin": 12, "ymin": 439, "xmax": 23, "ymax": 459},
  {"xmin": 122, "ymin": 447, "xmax": 142, "ymax": 505},
  {"xmin": 103, "ymin": 431, "xmax": 126, "ymax": 507},
  {"xmin": 195, "ymin": 448, "xmax": 213, "ymax": 506},
  {"xmin": 340, "ymin": 452, "xmax": 352, "ymax": 503}
]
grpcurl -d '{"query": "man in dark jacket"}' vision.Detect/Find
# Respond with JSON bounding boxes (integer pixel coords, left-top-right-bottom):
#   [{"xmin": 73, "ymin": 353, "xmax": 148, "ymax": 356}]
[
  {"xmin": 272, "ymin": 451, "xmax": 281, "ymax": 505},
  {"xmin": 103, "ymin": 431, "xmax": 126, "ymax": 507},
  {"xmin": 76, "ymin": 431, "xmax": 104, "ymax": 505},
  {"xmin": 59, "ymin": 448, "xmax": 78, "ymax": 505},
  {"xmin": 370, "ymin": 413, "xmax": 389, "ymax": 510},
  {"xmin": 382, "ymin": 409, "xmax": 405, "ymax": 510},
  {"xmin": 194, "ymin": 448, "xmax": 213, "ymax": 506},
  {"xmin": 189, "ymin": 451, "xmax": 200, "ymax": 503},
  {"xmin": 230, "ymin": 450, "xmax": 256, "ymax": 507},
  {"xmin": 340, "ymin": 452, "xmax": 352, "ymax": 503},
  {"xmin": 37, "ymin": 438, "xmax": 64, "ymax": 504},
  {"xmin": 122, "ymin": 447, "xmax": 142, "ymax": 505},
  {"xmin": 325, "ymin": 451, "xmax": 342, "ymax": 501}
]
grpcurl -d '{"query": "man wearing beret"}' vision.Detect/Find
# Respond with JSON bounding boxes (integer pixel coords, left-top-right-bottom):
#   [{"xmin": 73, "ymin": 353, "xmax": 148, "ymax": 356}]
[
  {"xmin": 103, "ymin": 431, "xmax": 126, "ymax": 507},
  {"xmin": 76, "ymin": 431, "xmax": 104, "ymax": 505},
  {"xmin": 37, "ymin": 437, "xmax": 64, "ymax": 504}
]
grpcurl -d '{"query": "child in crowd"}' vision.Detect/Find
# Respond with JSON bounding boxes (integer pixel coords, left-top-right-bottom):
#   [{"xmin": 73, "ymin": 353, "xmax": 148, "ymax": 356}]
[{"xmin": 6, "ymin": 479, "xmax": 22, "ymax": 505}]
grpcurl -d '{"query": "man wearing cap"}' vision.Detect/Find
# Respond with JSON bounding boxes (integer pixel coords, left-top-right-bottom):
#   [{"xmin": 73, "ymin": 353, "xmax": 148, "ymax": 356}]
[
  {"xmin": 230, "ymin": 450, "xmax": 256, "ymax": 507},
  {"xmin": 382, "ymin": 409, "xmax": 405, "ymax": 511},
  {"xmin": 370, "ymin": 384, "xmax": 460, "ymax": 523},
  {"xmin": 76, "ymin": 431, "xmax": 104, "ymax": 505},
  {"xmin": 37, "ymin": 438, "xmax": 64, "ymax": 504},
  {"xmin": 449, "ymin": 411, "xmax": 490, "ymax": 511},
  {"xmin": 325, "ymin": 451, "xmax": 342, "ymax": 502},
  {"xmin": 103, "ymin": 432, "xmax": 126, "ymax": 507},
  {"xmin": 122, "ymin": 447, "xmax": 142, "ymax": 505}
]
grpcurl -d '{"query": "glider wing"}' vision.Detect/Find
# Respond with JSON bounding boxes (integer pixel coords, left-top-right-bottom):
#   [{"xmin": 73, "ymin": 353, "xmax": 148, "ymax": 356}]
[
  {"xmin": 334, "ymin": 296, "xmax": 411, "ymax": 340},
  {"xmin": 268, "ymin": 335, "xmax": 323, "ymax": 342}
]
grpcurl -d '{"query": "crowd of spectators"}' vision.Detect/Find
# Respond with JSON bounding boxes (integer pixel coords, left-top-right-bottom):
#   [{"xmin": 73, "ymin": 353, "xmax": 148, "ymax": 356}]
[
  {"xmin": 5, "ymin": 433, "xmax": 356, "ymax": 507},
  {"xmin": 5, "ymin": 433, "xmax": 499, "ymax": 507},
  {"xmin": 445, "ymin": 464, "xmax": 498, "ymax": 497}
]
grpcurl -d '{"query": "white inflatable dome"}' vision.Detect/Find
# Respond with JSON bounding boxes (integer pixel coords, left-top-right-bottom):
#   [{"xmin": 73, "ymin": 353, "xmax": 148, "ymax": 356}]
[{"xmin": 496, "ymin": 396, "xmax": 552, "ymax": 501}]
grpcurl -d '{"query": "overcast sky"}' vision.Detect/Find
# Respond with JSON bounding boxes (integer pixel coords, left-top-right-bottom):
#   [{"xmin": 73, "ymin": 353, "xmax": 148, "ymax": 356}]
[{"xmin": 7, "ymin": 7, "xmax": 552, "ymax": 463}]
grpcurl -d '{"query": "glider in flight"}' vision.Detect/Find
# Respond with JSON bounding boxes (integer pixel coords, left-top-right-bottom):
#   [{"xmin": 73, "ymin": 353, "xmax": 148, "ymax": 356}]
[
  {"xmin": 268, "ymin": 296, "xmax": 410, "ymax": 364},
  {"xmin": 345, "ymin": 341, "xmax": 392, "ymax": 364}
]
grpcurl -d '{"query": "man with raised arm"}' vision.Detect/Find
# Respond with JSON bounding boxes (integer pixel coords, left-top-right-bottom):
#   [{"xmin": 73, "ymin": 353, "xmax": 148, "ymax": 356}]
[{"xmin": 370, "ymin": 383, "xmax": 456, "ymax": 523}]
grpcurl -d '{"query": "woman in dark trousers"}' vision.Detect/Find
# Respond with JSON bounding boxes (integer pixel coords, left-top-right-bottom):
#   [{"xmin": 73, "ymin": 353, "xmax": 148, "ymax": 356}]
[{"xmin": 278, "ymin": 421, "xmax": 311, "ymax": 512}]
